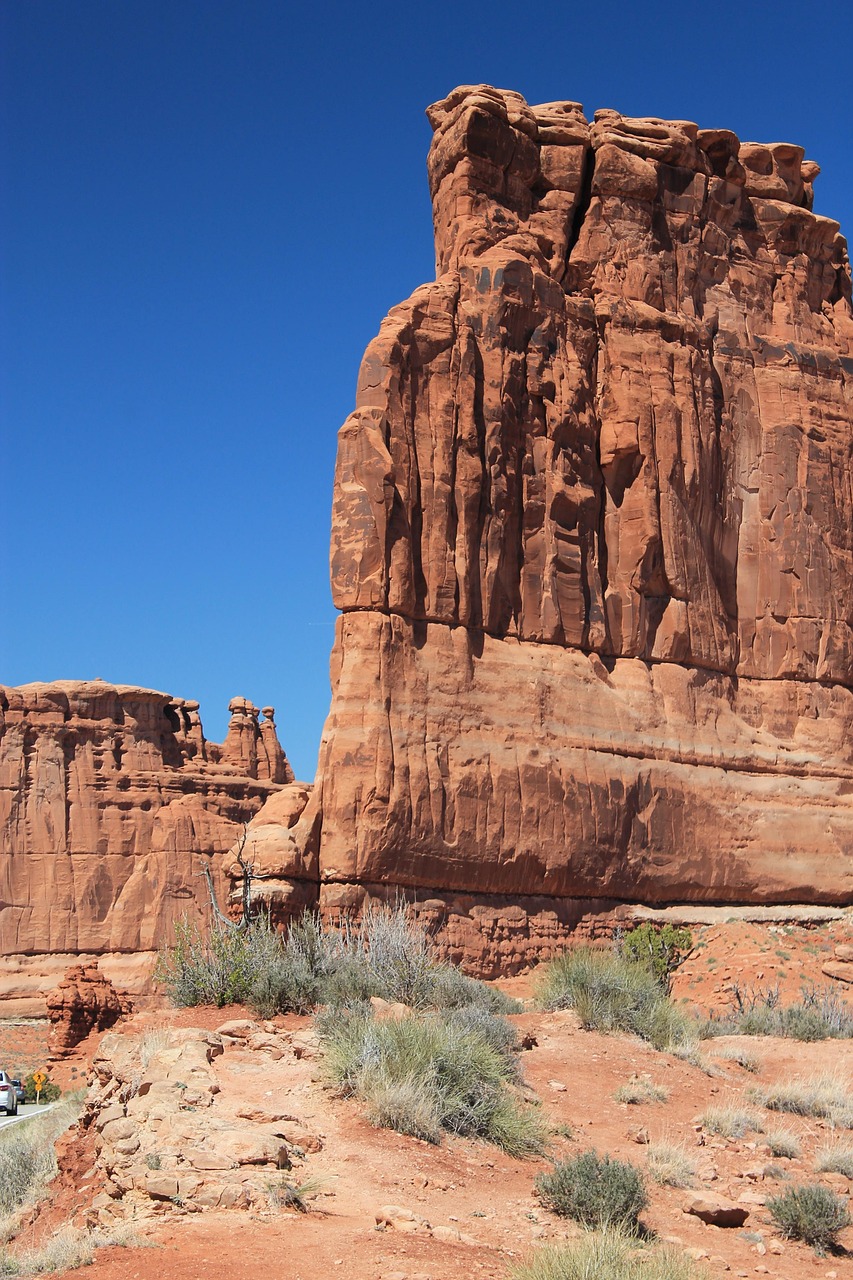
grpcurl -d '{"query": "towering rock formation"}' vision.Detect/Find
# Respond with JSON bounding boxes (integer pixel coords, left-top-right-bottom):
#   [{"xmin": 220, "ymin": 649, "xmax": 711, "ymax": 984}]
[
  {"xmin": 0, "ymin": 680, "xmax": 293, "ymax": 1012},
  {"xmin": 309, "ymin": 85, "xmax": 853, "ymax": 967}
]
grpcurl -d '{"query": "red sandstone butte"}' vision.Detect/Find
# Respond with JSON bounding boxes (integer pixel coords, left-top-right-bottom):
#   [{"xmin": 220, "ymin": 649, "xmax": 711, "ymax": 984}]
[
  {"xmin": 301, "ymin": 85, "xmax": 853, "ymax": 966},
  {"xmin": 0, "ymin": 680, "xmax": 295, "ymax": 1014}
]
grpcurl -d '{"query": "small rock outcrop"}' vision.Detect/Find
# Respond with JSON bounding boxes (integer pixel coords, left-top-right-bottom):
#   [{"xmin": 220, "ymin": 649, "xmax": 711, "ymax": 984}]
[
  {"xmin": 47, "ymin": 962, "xmax": 132, "ymax": 1058},
  {"xmin": 79, "ymin": 1021, "xmax": 321, "ymax": 1222}
]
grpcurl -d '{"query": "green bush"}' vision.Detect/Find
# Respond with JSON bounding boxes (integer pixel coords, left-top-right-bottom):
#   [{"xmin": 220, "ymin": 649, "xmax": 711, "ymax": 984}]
[
  {"xmin": 22, "ymin": 1075, "xmax": 61, "ymax": 1104},
  {"xmin": 155, "ymin": 913, "xmax": 283, "ymax": 1008},
  {"xmin": 535, "ymin": 1150, "xmax": 648, "ymax": 1232},
  {"xmin": 621, "ymin": 923, "xmax": 692, "ymax": 990},
  {"xmin": 701, "ymin": 983, "xmax": 853, "ymax": 1041},
  {"xmin": 319, "ymin": 1005, "xmax": 543, "ymax": 1156},
  {"xmin": 767, "ymin": 1183, "xmax": 851, "ymax": 1254},
  {"xmin": 535, "ymin": 947, "xmax": 694, "ymax": 1050},
  {"xmin": 511, "ymin": 1229, "xmax": 700, "ymax": 1280}
]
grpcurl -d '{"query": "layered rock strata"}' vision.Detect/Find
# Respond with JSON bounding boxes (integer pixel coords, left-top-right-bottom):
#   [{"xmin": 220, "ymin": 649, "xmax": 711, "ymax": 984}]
[
  {"xmin": 0, "ymin": 680, "xmax": 294, "ymax": 1013},
  {"xmin": 309, "ymin": 84, "xmax": 853, "ymax": 961}
]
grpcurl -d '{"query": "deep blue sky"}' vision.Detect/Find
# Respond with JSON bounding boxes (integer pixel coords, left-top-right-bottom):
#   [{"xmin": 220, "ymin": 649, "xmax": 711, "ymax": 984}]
[{"xmin": 2, "ymin": 1, "xmax": 851, "ymax": 780}]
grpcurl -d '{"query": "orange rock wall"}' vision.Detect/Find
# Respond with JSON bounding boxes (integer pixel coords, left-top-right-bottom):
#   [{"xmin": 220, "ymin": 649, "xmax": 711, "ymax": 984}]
[
  {"xmin": 315, "ymin": 84, "xmax": 853, "ymax": 948},
  {"xmin": 0, "ymin": 681, "xmax": 292, "ymax": 1011}
]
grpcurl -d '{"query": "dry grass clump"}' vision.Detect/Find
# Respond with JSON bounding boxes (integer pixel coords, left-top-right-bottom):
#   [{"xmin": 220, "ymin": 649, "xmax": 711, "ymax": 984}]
[
  {"xmin": 750, "ymin": 1075, "xmax": 853, "ymax": 1127},
  {"xmin": 613, "ymin": 1076, "xmax": 669, "ymax": 1105},
  {"xmin": 535, "ymin": 947, "xmax": 697, "ymax": 1051},
  {"xmin": 646, "ymin": 1141, "xmax": 697, "ymax": 1188},
  {"xmin": 511, "ymin": 1229, "xmax": 702, "ymax": 1280},
  {"xmin": 0, "ymin": 1222, "xmax": 150, "ymax": 1277},
  {"xmin": 765, "ymin": 1127, "xmax": 802, "ymax": 1160},
  {"xmin": 815, "ymin": 1140, "xmax": 853, "ymax": 1178},
  {"xmin": 699, "ymin": 1105, "xmax": 764, "ymax": 1140},
  {"xmin": 715, "ymin": 1044, "xmax": 762, "ymax": 1073},
  {"xmin": 319, "ymin": 1004, "xmax": 544, "ymax": 1156}
]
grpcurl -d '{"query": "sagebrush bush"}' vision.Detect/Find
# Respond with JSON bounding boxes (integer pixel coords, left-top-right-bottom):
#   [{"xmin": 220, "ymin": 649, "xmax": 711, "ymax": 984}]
[
  {"xmin": 767, "ymin": 1183, "xmax": 851, "ymax": 1254},
  {"xmin": 701, "ymin": 983, "xmax": 853, "ymax": 1041},
  {"xmin": 157, "ymin": 902, "xmax": 522, "ymax": 1019},
  {"xmin": 319, "ymin": 1005, "xmax": 543, "ymax": 1156},
  {"xmin": 511, "ymin": 1229, "xmax": 700, "ymax": 1280},
  {"xmin": 535, "ymin": 1150, "xmax": 648, "ymax": 1232},
  {"xmin": 535, "ymin": 947, "xmax": 694, "ymax": 1050}
]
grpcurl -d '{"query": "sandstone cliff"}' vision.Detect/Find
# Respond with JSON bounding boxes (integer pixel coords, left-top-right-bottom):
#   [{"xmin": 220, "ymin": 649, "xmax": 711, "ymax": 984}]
[
  {"xmin": 0, "ymin": 680, "xmax": 294, "ymax": 1013},
  {"xmin": 308, "ymin": 85, "xmax": 853, "ymax": 965}
]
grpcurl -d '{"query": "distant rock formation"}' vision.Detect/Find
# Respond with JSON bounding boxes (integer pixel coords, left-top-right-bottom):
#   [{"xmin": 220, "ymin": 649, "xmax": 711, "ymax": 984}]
[
  {"xmin": 304, "ymin": 85, "xmax": 853, "ymax": 968},
  {"xmin": 0, "ymin": 680, "xmax": 295, "ymax": 1013}
]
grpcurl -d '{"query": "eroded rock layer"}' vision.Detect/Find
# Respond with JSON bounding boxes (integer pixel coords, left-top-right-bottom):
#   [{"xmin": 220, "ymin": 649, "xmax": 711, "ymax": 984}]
[
  {"xmin": 0, "ymin": 680, "xmax": 295, "ymax": 1012},
  {"xmin": 316, "ymin": 84, "xmax": 853, "ymax": 951}
]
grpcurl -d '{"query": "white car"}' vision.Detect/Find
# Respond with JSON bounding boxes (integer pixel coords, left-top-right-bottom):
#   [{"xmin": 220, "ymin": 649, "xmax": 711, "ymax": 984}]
[{"xmin": 0, "ymin": 1072, "xmax": 18, "ymax": 1116}]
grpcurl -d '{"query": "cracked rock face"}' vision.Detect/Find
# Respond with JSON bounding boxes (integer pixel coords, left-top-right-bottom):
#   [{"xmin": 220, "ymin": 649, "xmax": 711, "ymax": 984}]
[{"xmin": 314, "ymin": 84, "xmax": 853, "ymax": 961}]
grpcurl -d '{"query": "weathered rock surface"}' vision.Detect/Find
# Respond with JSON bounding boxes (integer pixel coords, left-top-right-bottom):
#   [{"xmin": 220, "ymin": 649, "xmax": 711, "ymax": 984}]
[
  {"xmin": 47, "ymin": 961, "xmax": 132, "ymax": 1058},
  {"xmin": 311, "ymin": 84, "xmax": 853, "ymax": 962},
  {"xmin": 77, "ymin": 1021, "xmax": 319, "ymax": 1220},
  {"xmin": 0, "ymin": 680, "xmax": 297, "ymax": 1012}
]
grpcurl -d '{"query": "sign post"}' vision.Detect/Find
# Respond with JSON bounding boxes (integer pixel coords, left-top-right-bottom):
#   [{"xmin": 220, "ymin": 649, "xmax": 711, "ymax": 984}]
[{"xmin": 32, "ymin": 1070, "xmax": 47, "ymax": 1105}]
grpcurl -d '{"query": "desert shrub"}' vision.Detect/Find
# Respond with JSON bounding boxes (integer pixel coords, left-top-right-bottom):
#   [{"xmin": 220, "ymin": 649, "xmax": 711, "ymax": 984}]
[
  {"xmin": 751, "ymin": 1075, "xmax": 853, "ymax": 1126},
  {"xmin": 535, "ymin": 948, "xmax": 694, "ymax": 1050},
  {"xmin": 815, "ymin": 1141, "xmax": 853, "ymax": 1178},
  {"xmin": 701, "ymin": 983, "xmax": 853, "ymax": 1041},
  {"xmin": 646, "ymin": 1142, "xmax": 696, "ymax": 1188},
  {"xmin": 319, "ymin": 1006, "xmax": 543, "ymax": 1156},
  {"xmin": 0, "ymin": 1102, "xmax": 81, "ymax": 1218},
  {"xmin": 700, "ymin": 1105, "xmax": 764, "ymax": 1140},
  {"xmin": 613, "ymin": 1077, "xmax": 669, "ymax": 1105},
  {"xmin": 155, "ymin": 912, "xmax": 283, "ymax": 1008},
  {"xmin": 157, "ymin": 902, "xmax": 517, "ymax": 1020},
  {"xmin": 535, "ymin": 1150, "xmax": 648, "ymax": 1232},
  {"xmin": 767, "ymin": 1183, "xmax": 851, "ymax": 1254},
  {"xmin": 765, "ymin": 1128, "xmax": 802, "ymax": 1159},
  {"xmin": 621, "ymin": 923, "xmax": 693, "ymax": 991},
  {"xmin": 0, "ymin": 1226, "xmax": 94, "ymax": 1276},
  {"xmin": 511, "ymin": 1229, "xmax": 700, "ymax": 1280}
]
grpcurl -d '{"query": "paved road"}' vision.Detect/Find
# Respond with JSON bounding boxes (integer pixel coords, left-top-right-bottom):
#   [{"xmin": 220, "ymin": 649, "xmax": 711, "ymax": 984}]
[{"xmin": 0, "ymin": 1102, "xmax": 56, "ymax": 1132}]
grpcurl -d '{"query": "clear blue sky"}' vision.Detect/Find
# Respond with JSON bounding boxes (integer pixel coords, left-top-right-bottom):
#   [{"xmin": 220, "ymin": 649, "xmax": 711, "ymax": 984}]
[{"xmin": 2, "ymin": 0, "xmax": 851, "ymax": 780}]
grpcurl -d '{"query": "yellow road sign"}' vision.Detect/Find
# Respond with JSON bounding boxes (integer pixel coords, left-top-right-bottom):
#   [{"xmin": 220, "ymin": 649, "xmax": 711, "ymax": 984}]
[{"xmin": 33, "ymin": 1070, "xmax": 47, "ymax": 1090}]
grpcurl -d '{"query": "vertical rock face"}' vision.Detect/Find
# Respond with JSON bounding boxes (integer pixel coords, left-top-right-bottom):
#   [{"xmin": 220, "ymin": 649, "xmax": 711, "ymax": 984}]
[
  {"xmin": 317, "ymin": 84, "xmax": 853, "ymax": 961},
  {"xmin": 0, "ymin": 680, "xmax": 294, "ymax": 1011}
]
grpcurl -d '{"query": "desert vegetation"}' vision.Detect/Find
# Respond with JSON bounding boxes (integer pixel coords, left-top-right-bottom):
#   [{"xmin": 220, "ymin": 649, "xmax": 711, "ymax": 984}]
[
  {"xmin": 511, "ymin": 1229, "xmax": 701, "ymax": 1280},
  {"xmin": 159, "ymin": 902, "xmax": 540, "ymax": 1154},
  {"xmin": 535, "ymin": 1150, "xmax": 648, "ymax": 1233},
  {"xmin": 701, "ymin": 982, "xmax": 853, "ymax": 1041},
  {"xmin": 534, "ymin": 946, "xmax": 694, "ymax": 1050},
  {"xmin": 767, "ymin": 1183, "xmax": 851, "ymax": 1254},
  {"xmin": 749, "ymin": 1074, "xmax": 853, "ymax": 1126}
]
